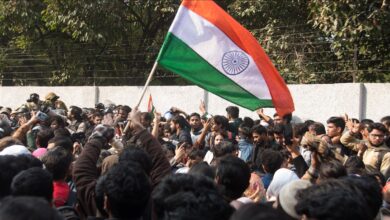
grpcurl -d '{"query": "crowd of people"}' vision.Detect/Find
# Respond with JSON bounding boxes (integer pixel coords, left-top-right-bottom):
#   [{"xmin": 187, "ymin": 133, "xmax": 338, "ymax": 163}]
[{"xmin": 0, "ymin": 91, "xmax": 390, "ymax": 220}]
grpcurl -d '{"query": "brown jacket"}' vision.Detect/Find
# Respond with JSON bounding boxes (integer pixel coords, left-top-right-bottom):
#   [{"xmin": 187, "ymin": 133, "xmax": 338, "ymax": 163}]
[
  {"xmin": 128, "ymin": 129, "xmax": 171, "ymax": 187},
  {"xmin": 341, "ymin": 132, "xmax": 390, "ymax": 179},
  {"xmin": 73, "ymin": 138, "xmax": 103, "ymax": 218}
]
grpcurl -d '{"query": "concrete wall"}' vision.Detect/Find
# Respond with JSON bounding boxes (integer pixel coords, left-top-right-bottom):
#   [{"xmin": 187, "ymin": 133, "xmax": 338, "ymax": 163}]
[{"xmin": 1, "ymin": 83, "xmax": 389, "ymax": 124}]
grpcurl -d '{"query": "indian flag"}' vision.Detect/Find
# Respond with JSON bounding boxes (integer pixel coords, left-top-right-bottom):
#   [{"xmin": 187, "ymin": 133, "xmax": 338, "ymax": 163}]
[
  {"xmin": 147, "ymin": 94, "xmax": 155, "ymax": 113},
  {"xmin": 157, "ymin": 0, "xmax": 294, "ymax": 116}
]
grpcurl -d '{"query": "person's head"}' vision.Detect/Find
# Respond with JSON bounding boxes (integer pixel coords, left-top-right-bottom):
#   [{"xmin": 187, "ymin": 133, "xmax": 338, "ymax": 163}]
[
  {"xmin": 273, "ymin": 113, "xmax": 283, "ymax": 125},
  {"xmin": 380, "ymin": 116, "xmax": 390, "ymax": 132},
  {"xmin": 187, "ymin": 149, "xmax": 205, "ymax": 168},
  {"xmin": 0, "ymin": 155, "xmax": 43, "ymax": 198},
  {"xmin": 214, "ymin": 132, "xmax": 226, "ymax": 146},
  {"xmin": 47, "ymin": 135, "xmax": 73, "ymax": 152},
  {"xmin": 213, "ymin": 140, "xmax": 237, "ymax": 159},
  {"xmin": 276, "ymin": 180, "xmax": 312, "ymax": 219},
  {"xmin": 68, "ymin": 106, "xmax": 83, "ymax": 121},
  {"xmin": 11, "ymin": 167, "xmax": 53, "ymax": 202},
  {"xmin": 0, "ymin": 119, "xmax": 12, "ymax": 139},
  {"xmin": 296, "ymin": 177, "xmax": 382, "ymax": 220},
  {"xmin": 317, "ymin": 160, "xmax": 347, "ymax": 183},
  {"xmin": 26, "ymin": 93, "xmax": 40, "ymax": 103},
  {"xmin": 367, "ymin": 122, "xmax": 387, "ymax": 147},
  {"xmin": 119, "ymin": 147, "xmax": 152, "ymax": 175},
  {"xmin": 0, "ymin": 196, "xmax": 63, "ymax": 220},
  {"xmin": 189, "ymin": 112, "xmax": 202, "ymax": 130},
  {"xmin": 153, "ymin": 174, "xmax": 233, "ymax": 220},
  {"xmin": 326, "ymin": 117, "xmax": 345, "ymax": 138},
  {"xmin": 36, "ymin": 128, "xmax": 54, "ymax": 148},
  {"xmin": 230, "ymin": 203, "xmax": 289, "ymax": 220},
  {"xmin": 272, "ymin": 124, "xmax": 285, "ymax": 146},
  {"xmin": 215, "ymin": 155, "xmax": 250, "ymax": 201},
  {"xmin": 251, "ymin": 124, "xmax": 267, "ymax": 144},
  {"xmin": 260, "ymin": 149, "xmax": 284, "ymax": 174},
  {"xmin": 140, "ymin": 112, "xmax": 152, "ymax": 128},
  {"xmin": 170, "ymin": 115, "xmax": 187, "ymax": 132},
  {"xmin": 344, "ymin": 155, "xmax": 366, "ymax": 176},
  {"xmin": 92, "ymin": 112, "xmax": 103, "ymax": 125},
  {"xmin": 99, "ymin": 162, "xmax": 151, "ymax": 219},
  {"xmin": 238, "ymin": 125, "xmax": 251, "ymax": 141},
  {"xmin": 212, "ymin": 115, "xmax": 229, "ymax": 132},
  {"xmin": 49, "ymin": 115, "xmax": 67, "ymax": 130},
  {"xmin": 118, "ymin": 105, "xmax": 131, "ymax": 120},
  {"xmin": 161, "ymin": 142, "xmax": 175, "ymax": 161},
  {"xmin": 41, "ymin": 146, "xmax": 72, "ymax": 181},
  {"xmin": 308, "ymin": 122, "xmax": 326, "ymax": 136},
  {"xmin": 360, "ymin": 119, "xmax": 374, "ymax": 139},
  {"xmin": 189, "ymin": 162, "xmax": 215, "ymax": 180},
  {"xmin": 226, "ymin": 106, "xmax": 239, "ymax": 120}
]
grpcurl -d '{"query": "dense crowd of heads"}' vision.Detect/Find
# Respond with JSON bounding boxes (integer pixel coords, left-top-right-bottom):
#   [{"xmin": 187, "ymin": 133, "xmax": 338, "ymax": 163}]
[{"xmin": 0, "ymin": 92, "xmax": 390, "ymax": 220}]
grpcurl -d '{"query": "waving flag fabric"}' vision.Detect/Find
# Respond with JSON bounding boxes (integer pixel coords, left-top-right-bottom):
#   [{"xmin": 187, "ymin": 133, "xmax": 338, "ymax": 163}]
[{"xmin": 157, "ymin": 0, "xmax": 294, "ymax": 116}]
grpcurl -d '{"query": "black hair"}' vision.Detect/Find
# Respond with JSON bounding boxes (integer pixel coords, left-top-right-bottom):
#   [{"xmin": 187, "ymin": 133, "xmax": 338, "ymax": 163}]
[
  {"xmin": 0, "ymin": 196, "xmax": 63, "ymax": 220},
  {"xmin": 189, "ymin": 112, "xmax": 201, "ymax": 119},
  {"xmin": 230, "ymin": 203, "xmax": 289, "ymax": 220},
  {"xmin": 152, "ymin": 174, "xmax": 233, "ymax": 220},
  {"xmin": 53, "ymin": 127, "xmax": 71, "ymax": 137},
  {"xmin": 272, "ymin": 123, "xmax": 284, "ymax": 135},
  {"xmin": 226, "ymin": 106, "xmax": 239, "ymax": 119},
  {"xmin": 50, "ymin": 115, "xmax": 67, "ymax": 129},
  {"xmin": 213, "ymin": 115, "xmax": 229, "ymax": 130},
  {"xmin": 141, "ymin": 112, "xmax": 152, "ymax": 122},
  {"xmin": 251, "ymin": 124, "xmax": 267, "ymax": 135},
  {"xmin": 102, "ymin": 162, "xmax": 151, "ymax": 219},
  {"xmin": 172, "ymin": 115, "xmax": 189, "ymax": 129},
  {"xmin": 48, "ymin": 136, "xmax": 73, "ymax": 152},
  {"xmin": 0, "ymin": 155, "xmax": 42, "ymax": 198},
  {"xmin": 70, "ymin": 106, "xmax": 83, "ymax": 122},
  {"xmin": 326, "ymin": 116, "xmax": 346, "ymax": 131},
  {"xmin": 309, "ymin": 122, "xmax": 326, "ymax": 135},
  {"xmin": 189, "ymin": 162, "xmax": 216, "ymax": 180},
  {"xmin": 344, "ymin": 156, "xmax": 365, "ymax": 176},
  {"xmin": 11, "ymin": 167, "xmax": 53, "ymax": 202},
  {"xmin": 0, "ymin": 119, "xmax": 12, "ymax": 139},
  {"xmin": 120, "ymin": 105, "xmax": 132, "ymax": 114},
  {"xmin": 238, "ymin": 125, "xmax": 251, "ymax": 139},
  {"xmin": 260, "ymin": 149, "xmax": 283, "ymax": 174},
  {"xmin": 292, "ymin": 123, "xmax": 308, "ymax": 138},
  {"xmin": 36, "ymin": 128, "xmax": 55, "ymax": 148},
  {"xmin": 367, "ymin": 122, "xmax": 387, "ymax": 134},
  {"xmin": 282, "ymin": 113, "xmax": 292, "ymax": 124},
  {"xmin": 41, "ymin": 146, "xmax": 72, "ymax": 181},
  {"xmin": 118, "ymin": 147, "xmax": 152, "ymax": 175},
  {"xmin": 318, "ymin": 160, "xmax": 347, "ymax": 181},
  {"xmin": 381, "ymin": 116, "xmax": 390, "ymax": 128},
  {"xmin": 216, "ymin": 155, "xmax": 250, "ymax": 200},
  {"xmin": 295, "ymin": 177, "xmax": 380, "ymax": 220},
  {"xmin": 212, "ymin": 141, "xmax": 237, "ymax": 158},
  {"xmin": 242, "ymin": 117, "xmax": 254, "ymax": 129}
]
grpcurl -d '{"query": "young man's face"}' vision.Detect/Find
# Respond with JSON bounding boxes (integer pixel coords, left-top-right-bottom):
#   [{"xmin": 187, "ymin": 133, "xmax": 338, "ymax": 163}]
[
  {"xmin": 274, "ymin": 133, "xmax": 284, "ymax": 146},
  {"xmin": 368, "ymin": 129, "xmax": 385, "ymax": 147},
  {"xmin": 274, "ymin": 115, "xmax": 283, "ymax": 125},
  {"xmin": 189, "ymin": 115, "xmax": 201, "ymax": 130},
  {"xmin": 252, "ymin": 132, "xmax": 266, "ymax": 144},
  {"xmin": 327, "ymin": 123, "xmax": 340, "ymax": 137},
  {"xmin": 93, "ymin": 116, "xmax": 103, "ymax": 125}
]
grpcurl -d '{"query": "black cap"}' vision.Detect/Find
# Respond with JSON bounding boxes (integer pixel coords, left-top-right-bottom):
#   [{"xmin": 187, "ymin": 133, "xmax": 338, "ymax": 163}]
[{"xmin": 26, "ymin": 93, "xmax": 39, "ymax": 102}]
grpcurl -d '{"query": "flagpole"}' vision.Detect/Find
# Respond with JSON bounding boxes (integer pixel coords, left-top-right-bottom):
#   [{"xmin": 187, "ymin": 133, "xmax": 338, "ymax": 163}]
[
  {"xmin": 135, "ymin": 61, "xmax": 158, "ymax": 108},
  {"xmin": 123, "ymin": 61, "xmax": 158, "ymax": 135}
]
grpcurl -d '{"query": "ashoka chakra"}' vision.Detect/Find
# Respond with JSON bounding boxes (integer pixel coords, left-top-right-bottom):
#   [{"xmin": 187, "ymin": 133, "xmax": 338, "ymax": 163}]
[{"xmin": 222, "ymin": 51, "xmax": 250, "ymax": 75}]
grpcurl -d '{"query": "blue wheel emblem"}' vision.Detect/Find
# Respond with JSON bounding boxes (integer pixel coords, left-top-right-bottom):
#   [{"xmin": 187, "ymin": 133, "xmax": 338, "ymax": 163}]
[{"xmin": 222, "ymin": 51, "xmax": 250, "ymax": 75}]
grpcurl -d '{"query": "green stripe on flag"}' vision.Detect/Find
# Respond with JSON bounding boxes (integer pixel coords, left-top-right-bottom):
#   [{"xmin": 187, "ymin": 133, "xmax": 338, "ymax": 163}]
[{"xmin": 157, "ymin": 33, "xmax": 273, "ymax": 110}]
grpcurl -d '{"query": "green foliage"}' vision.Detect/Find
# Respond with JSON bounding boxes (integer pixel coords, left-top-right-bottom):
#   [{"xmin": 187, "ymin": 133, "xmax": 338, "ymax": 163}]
[{"xmin": 0, "ymin": 0, "xmax": 389, "ymax": 85}]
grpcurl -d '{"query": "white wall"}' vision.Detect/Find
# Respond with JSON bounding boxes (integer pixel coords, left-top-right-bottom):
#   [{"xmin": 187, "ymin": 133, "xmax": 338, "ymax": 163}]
[{"xmin": 1, "ymin": 83, "xmax": 389, "ymax": 124}]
